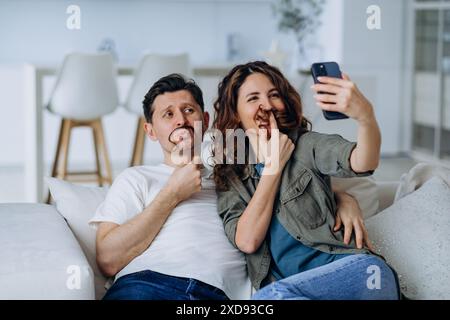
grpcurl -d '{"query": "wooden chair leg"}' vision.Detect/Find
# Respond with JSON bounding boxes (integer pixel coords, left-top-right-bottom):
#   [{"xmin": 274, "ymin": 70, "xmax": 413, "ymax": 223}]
[
  {"xmin": 58, "ymin": 119, "xmax": 72, "ymax": 180},
  {"xmin": 46, "ymin": 118, "xmax": 69, "ymax": 204},
  {"xmin": 130, "ymin": 117, "xmax": 146, "ymax": 167},
  {"xmin": 50, "ymin": 119, "xmax": 65, "ymax": 177},
  {"xmin": 94, "ymin": 119, "xmax": 113, "ymax": 185},
  {"xmin": 92, "ymin": 122, "xmax": 103, "ymax": 187},
  {"xmin": 47, "ymin": 118, "xmax": 113, "ymax": 200}
]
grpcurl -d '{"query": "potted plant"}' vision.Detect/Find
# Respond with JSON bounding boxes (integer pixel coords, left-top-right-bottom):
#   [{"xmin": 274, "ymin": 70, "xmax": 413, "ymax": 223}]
[{"xmin": 272, "ymin": 0, "xmax": 325, "ymax": 72}]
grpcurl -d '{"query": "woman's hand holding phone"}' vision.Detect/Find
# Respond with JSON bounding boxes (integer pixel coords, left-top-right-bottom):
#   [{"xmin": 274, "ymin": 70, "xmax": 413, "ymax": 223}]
[{"xmin": 311, "ymin": 73, "xmax": 375, "ymax": 125}]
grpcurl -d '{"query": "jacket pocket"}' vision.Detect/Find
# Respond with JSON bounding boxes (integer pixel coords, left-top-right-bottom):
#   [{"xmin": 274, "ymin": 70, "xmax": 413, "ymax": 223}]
[{"xmin": 280, "ymin": 170, "xmax": 326, "ymax": 229}]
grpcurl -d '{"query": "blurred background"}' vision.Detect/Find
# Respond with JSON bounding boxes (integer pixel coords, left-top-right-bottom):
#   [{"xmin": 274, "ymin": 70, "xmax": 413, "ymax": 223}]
[{"xmin": 0, "ymin": 0, "xmax": 448, "ymax": 202}]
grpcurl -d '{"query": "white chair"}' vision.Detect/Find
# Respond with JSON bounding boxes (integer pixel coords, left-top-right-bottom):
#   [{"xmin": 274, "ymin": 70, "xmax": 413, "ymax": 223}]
[
  {"xmin": 124, "ymin": 53, "xmax": 190, "ymax": 166},
  {"xmin": 46, "ymin": 53, "xmax": 119, "ymax": 203}
]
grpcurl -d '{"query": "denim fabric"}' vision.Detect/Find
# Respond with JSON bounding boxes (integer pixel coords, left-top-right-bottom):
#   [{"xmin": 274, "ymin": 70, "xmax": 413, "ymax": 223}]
[
  {"xmin": 252, "ymin": 254, "xmax": 400, "ymax": 300},
  {"xmin": 103, "ymin": 269, "xmax": 229, "ymax": 300}
]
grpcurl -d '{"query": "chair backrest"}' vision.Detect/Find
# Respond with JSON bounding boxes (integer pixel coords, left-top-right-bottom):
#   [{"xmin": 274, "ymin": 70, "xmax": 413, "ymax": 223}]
[
  {"xmin": 124, "ymin": 53, "xmax": 191, "ymax": 116},
  {"xmin": 48, "ymin": 53, "xmax": 119, "ymax": 120}
]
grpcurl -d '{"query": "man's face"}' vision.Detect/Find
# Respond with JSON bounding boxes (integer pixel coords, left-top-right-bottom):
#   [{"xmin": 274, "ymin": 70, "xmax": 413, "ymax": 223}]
[{"xmin": 144, "ymin": 90, "xmax": 209, "ymax": 163}]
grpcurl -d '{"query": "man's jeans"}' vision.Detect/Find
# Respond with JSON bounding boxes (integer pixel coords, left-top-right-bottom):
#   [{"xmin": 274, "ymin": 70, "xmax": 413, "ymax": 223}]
[
  {"xmin": 103, "ymin": 270, "xmax": 229, "ymax": 300},
  {"xmin": 252, "ymin": 254, "xmax": 400, "ymax": 300}
]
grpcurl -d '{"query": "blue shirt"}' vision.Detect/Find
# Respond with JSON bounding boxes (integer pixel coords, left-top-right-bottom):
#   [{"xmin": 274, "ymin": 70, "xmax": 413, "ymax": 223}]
[{"xmin": 254, "ymin": 163, "xmax": 350, "ymax": 280}]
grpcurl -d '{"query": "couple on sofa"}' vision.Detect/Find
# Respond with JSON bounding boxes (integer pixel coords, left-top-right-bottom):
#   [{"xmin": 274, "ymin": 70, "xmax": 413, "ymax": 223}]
[{"xmin": 89, "ymin": 61, "xmax": 400, "ymax": 300}]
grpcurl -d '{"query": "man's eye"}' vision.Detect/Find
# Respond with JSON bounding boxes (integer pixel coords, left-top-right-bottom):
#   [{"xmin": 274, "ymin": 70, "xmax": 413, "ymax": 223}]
[
  {"xmin": 164, "ymin": 112, "xmax": 173, "ymax": 118},
  {"xmin": 184, "ymin": 108, "xmax": 194, "ymax": 114}
]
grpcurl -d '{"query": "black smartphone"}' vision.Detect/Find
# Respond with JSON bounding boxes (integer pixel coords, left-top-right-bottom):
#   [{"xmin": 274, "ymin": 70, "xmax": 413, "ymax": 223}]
[{"xmin": 311, "ymin": 62, "xmax": 349, "ymax": 120}]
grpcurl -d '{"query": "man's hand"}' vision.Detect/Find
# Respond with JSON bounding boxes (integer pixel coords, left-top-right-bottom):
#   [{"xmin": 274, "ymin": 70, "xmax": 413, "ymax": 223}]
[
  {"xmin": 165, "ymin": 157, "xmax": 202, "ymax": 203},
  {"xmin": 334, "ymin": 191, "xmax": 374, "ymax": 251}
]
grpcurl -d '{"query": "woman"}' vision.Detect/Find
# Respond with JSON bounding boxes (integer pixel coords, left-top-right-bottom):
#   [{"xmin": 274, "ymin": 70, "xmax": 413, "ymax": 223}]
[{"xmin": 212, "ymin": 61, "xmax": 400, "ymax": 300}]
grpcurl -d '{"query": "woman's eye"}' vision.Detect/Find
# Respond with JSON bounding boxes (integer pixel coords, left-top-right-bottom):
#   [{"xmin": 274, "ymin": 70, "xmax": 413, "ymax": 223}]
[
  {"xmin": 270, "ymin": 93, "xmax": 280, "ymax": 98},
  {"xmin": 248, "ymin": 96, "xmax": 258, "ymax": 102}
]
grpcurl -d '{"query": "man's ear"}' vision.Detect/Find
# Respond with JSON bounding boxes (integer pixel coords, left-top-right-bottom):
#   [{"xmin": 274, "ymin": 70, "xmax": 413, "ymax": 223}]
[
  {"xmin": 203, "ymin": 111, "xmax": 210, "ymax": 130},
  {"xmin": 144, "ymin": 121, "xmax": 158, "ymax": 141}
]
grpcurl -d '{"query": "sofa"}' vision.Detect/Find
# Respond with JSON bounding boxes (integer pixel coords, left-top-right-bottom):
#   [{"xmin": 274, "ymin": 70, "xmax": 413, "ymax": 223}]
[
  {"xmin": 1, "ymin": 163, "xmax": 449, "ymax": 300},
  {"xmin": 0, "ymin": 203, "xmax": 94, "ymax": 299}
]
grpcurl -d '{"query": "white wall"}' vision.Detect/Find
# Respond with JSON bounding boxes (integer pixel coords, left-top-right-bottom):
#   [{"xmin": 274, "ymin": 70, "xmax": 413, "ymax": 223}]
[
  {"xmin": 340, "ymin": 0, "xmax": 408, "ymax": 155},
  {"xmin": 0, "ymin": 0, "xmax": 266, "ymax": 168},
  {"xmin": 0, "ymin": 0, "xmax": 404, "ymax": 171}
]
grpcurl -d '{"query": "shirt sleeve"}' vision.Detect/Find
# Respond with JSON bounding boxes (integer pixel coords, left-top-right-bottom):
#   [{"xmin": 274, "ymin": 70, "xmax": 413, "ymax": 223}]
[
  {"xmin": 216, "ymin": 182, "xmax": 248, "ymax": 249},
  {"xmin": 300, "ymin": 131, "xmax": 374, "ymax": 178},
  {"xmin": 88, "ymin": 168, "xmax": 147, "ymax": 229}
]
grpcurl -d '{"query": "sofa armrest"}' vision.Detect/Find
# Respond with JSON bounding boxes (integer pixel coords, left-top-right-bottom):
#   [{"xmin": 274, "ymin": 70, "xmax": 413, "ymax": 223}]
[
  {"xmin": 376, "ymin": 181, "xmax": 399, "ymax": 212},
  {"xmin": 0, "ymin": 203, "xmax": 95, "ymax": 299}
]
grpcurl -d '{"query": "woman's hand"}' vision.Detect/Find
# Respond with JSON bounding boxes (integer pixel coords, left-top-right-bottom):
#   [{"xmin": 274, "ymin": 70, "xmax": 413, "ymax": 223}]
[
  {"xmin": 311, "ymin": 73, "xmax": 375, "ymax": 125},
  {"xmin": 334, "ymin": 191, "xmax": 374, "ymax": 251},
  {"xmin": 312, "ymin": 73, "xmax": 381, "ymax": 173},
  {"xmin": 247, "ymin": 112, "xmax": 294, "ymax": 176}
]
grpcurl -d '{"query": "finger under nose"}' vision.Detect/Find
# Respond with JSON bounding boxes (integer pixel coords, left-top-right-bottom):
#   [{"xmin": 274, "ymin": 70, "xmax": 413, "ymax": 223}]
[{"xmin": 269, "ymin": 111, "xmax": 278, "ymax": 130}]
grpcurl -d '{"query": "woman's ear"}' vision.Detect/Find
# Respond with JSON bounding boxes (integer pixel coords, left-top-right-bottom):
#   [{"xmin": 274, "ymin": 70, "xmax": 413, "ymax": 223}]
[{"xmin": 143, "ymin": 122, "xmax": 158, "ymax": 141}]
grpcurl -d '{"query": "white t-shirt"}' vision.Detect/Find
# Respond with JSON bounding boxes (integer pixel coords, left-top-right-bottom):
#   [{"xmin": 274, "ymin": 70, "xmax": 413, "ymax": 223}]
[{"xmin": 89, "ymin": 164, "xmax": 251, "ymax": 300}]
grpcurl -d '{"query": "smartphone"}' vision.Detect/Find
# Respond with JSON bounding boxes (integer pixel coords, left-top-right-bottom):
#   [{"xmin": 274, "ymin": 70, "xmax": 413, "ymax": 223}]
[{"xmin": 311, "ymin": 62, "xmax": 349, "ymax": 120}]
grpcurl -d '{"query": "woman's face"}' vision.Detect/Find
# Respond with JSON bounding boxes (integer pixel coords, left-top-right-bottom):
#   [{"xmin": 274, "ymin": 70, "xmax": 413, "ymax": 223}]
[{"xmin": 236, "ymin": 73, "xmax": 285, "ymax": 135}]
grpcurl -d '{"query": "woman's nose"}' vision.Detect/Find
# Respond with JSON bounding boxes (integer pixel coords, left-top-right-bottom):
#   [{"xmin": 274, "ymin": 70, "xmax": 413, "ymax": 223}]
[{"xmin": 259, "ymin": 102, "xmax": 272, "ymax": 111}]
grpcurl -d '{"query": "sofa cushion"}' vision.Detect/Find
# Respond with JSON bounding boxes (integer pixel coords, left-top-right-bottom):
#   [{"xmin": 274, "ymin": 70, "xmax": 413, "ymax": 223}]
[
  {"xmin": 0, "ymin": 203, "xmax": 94, "ymax": 299},
  {"xmin": 366, "ymin": 177, "xmax": 450, "ymax": 299},
  {"xmin": 46, "ymin": 177, "xmax": 109, "ymax": 300},
  {"xmin": 395, "ymin": 163, "xmax": 450, "ymax": 201}
]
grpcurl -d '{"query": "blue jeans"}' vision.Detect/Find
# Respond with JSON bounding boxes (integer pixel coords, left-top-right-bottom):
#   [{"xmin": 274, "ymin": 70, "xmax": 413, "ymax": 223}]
[
  {"xmin": 103, "ymin": 270, "xmax": 229, "ymax": 300},
  {"xmin": 252, "ymin": 254, "xmax": 400, "ymax": 300}
]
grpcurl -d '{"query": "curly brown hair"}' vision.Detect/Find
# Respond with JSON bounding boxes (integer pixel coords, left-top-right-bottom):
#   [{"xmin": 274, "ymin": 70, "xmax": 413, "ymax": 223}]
[{"xmin": 212, "ymin": 61, "xmax": 310, "ymax": 190}]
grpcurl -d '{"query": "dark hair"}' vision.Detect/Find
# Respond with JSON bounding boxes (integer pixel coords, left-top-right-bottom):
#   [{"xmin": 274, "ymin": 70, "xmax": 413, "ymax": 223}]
[
  {"xmin": 142, "ymin": 73, "xmax": 204, "ymax": 123},
  {"xmin": 212, "ymin": 61, "xmax": 311, "ymax": 190}
]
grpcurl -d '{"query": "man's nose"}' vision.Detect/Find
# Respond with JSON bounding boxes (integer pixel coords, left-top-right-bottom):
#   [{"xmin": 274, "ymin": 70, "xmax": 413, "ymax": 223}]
[{"xmin": 174, "ymin": 111, "xmax": 187, "ymax": 127}]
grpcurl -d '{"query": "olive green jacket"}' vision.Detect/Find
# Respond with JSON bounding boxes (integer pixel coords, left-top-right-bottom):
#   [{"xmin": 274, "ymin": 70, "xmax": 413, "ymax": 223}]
[{"xmin": 217, "ymin": 128, "xmax": 376, "ymax": 290}]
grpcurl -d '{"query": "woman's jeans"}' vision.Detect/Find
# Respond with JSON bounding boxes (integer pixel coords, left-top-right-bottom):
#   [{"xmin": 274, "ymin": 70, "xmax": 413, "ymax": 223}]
[
  {"xmin": 103, "ymin": 270, "xmax": 229, "ymax": 300},
  {"xmin": 252, "ymin": 254, "xmax": 400, "ymax": 300}
]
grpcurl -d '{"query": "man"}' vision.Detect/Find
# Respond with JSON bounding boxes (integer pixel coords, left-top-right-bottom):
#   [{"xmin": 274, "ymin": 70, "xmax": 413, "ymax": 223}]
[
  {"xmin": 89, "ymin": 74, "xmax": 250, "ymax": 300},
  {"xmin": 89, "ymin": 73, "xmax": 368, "ymax": 300}
]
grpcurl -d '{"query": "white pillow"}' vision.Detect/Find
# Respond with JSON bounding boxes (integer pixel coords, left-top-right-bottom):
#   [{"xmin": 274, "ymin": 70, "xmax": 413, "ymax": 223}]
[
  {"xmin": 331, "ymin": 176, "xmax": 379, "ymax": 219},
  {"xmin": 45, "ymin": 177, "xmax": 109, "ymax": 300},
  {"xmin": 365, "ymin": 177, "xmax": 450, "ymax": 299},
  {"xmin": 395, "ymin": 163, "xmax": 450, "ymax": 201}
]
